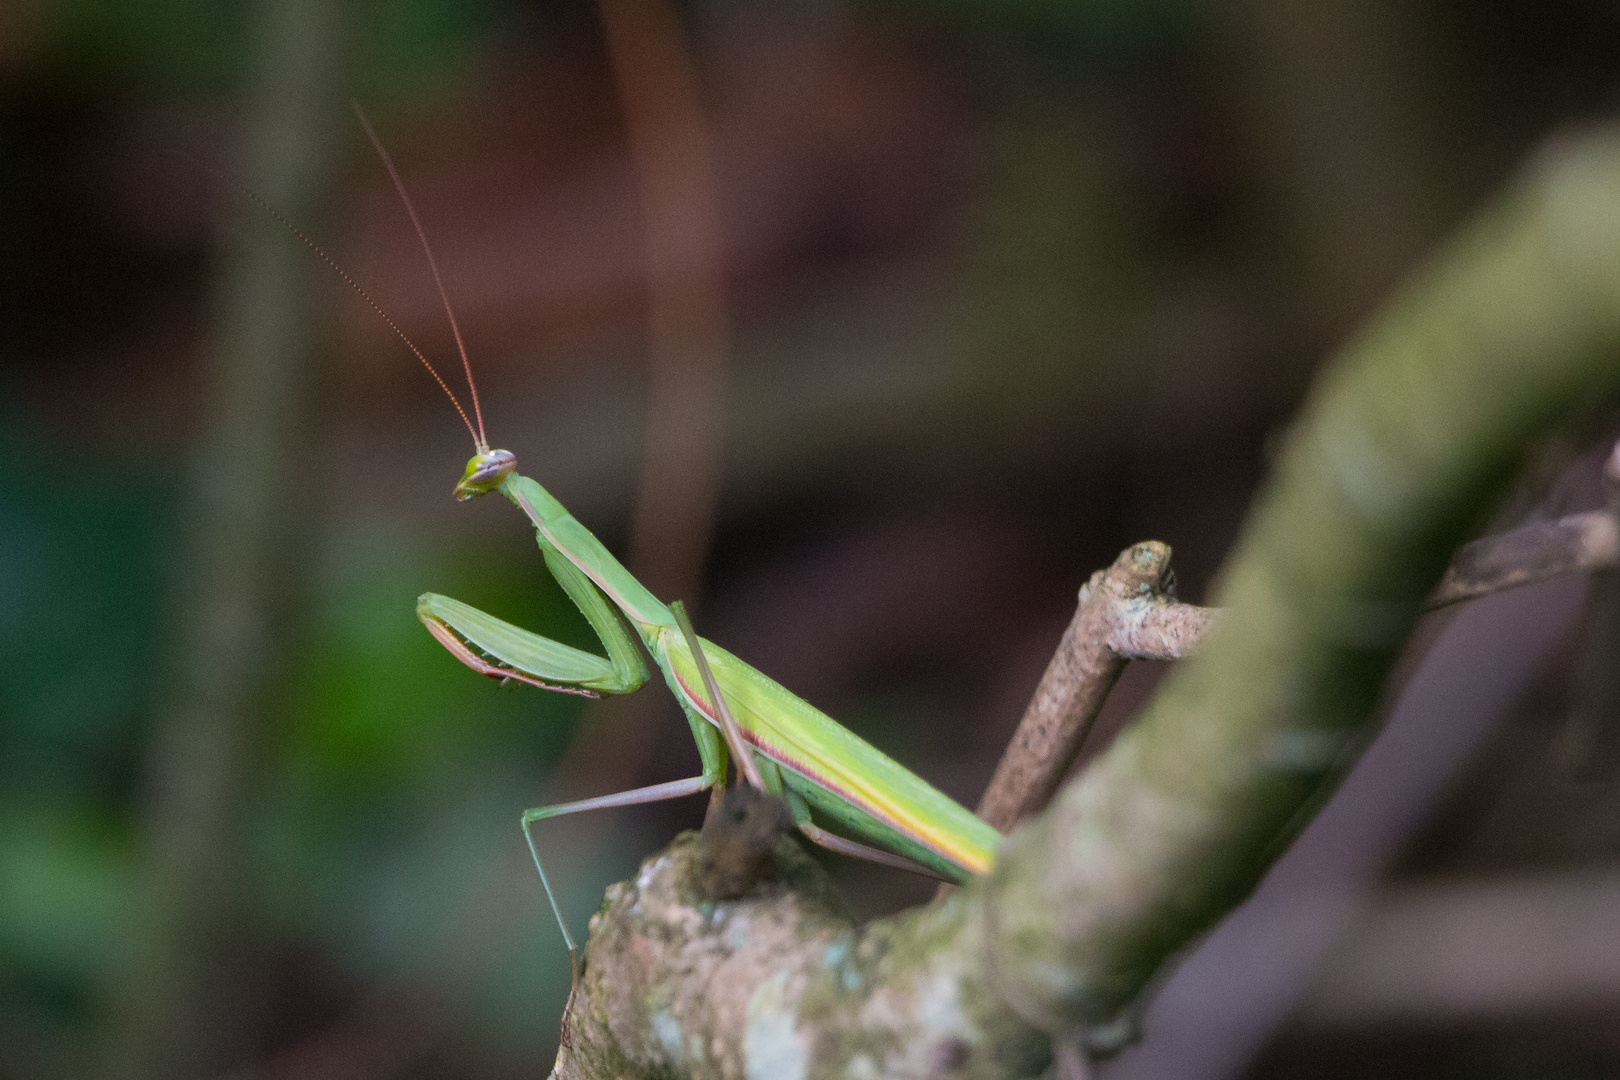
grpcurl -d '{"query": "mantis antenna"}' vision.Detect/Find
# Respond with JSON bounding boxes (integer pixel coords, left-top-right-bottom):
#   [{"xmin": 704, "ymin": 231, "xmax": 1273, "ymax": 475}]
[
  {"xmin": 219, "ymin": 125, "xmax": 484, "ymax": 450},
  {"xmin": 352, "ymin": 103, "xmax": 489, "ymax": 451}
]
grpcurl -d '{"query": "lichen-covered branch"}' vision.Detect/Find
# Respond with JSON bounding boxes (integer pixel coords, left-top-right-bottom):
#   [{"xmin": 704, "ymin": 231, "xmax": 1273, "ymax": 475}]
[
  {"xmin": 556, "ymin": 831, "xmax": 1047, "ymax": 1080},
  {"xmin": 551, "ymin": 130, "xmax": 1620, "ymax": 1079}
]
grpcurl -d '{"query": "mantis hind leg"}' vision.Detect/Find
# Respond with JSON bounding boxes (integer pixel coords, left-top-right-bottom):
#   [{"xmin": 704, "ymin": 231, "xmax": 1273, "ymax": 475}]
[
  {"xmin": 793, "ymin": 820, "xmax": 953, "ymax": 881},
  {"xmin": 779, "ymin": 787, "xmax": 958, "ymax": 883}
]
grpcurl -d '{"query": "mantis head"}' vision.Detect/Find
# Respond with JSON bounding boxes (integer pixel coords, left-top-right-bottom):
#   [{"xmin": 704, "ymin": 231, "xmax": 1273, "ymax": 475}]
[{"xmin": 454, "ymin": 448, "xmax": 516, "ymax": 500}]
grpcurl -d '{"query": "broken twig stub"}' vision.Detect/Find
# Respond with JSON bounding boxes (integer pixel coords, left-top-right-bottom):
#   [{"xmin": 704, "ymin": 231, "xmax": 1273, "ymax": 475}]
[{"xmin": 975, "ymin": 542, "xmax": 1216, "ymax": 832}]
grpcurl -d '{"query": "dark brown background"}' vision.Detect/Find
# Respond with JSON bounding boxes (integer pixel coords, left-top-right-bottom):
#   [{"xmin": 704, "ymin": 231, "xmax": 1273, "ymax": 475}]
[{"xmin": 3, "ymin": 1, "xmax": 1619, "ymax": 1077}]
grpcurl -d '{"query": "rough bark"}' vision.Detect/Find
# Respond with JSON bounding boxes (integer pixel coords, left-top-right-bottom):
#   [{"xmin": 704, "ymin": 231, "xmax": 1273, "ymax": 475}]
[{"xmin": 551, "ymin": 129, "xmax": 1620, "ymax": 1079}]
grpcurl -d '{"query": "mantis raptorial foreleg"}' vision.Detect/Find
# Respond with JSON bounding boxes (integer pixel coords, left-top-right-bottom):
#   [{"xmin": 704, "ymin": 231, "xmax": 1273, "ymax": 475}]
[
  {"xmin": 436, "ymin": 576, "xmax": 954, "ymax": 975},
  {"xmin": 417, "ymin": 547, "xmax": 650, "ymax": 694}
]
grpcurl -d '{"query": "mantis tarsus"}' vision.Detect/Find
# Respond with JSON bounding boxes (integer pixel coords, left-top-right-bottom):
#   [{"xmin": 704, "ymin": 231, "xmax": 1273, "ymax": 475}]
[{"xmin": 281, "ymin": 111, "xmax": 1003, "ymax": 974}]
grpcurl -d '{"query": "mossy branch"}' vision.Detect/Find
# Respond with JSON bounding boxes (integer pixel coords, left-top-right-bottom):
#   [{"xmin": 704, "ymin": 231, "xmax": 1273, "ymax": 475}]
[{"xmin": 551, "ymin": 129, "xmax": 1620, "ymax": 1079}]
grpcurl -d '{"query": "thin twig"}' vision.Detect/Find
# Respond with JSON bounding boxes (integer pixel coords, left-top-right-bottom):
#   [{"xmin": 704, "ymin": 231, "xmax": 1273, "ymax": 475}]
[
  {"xmin": 1430, "ymin": 440, "xmax": 1620, "ymax": 607},
  {"xmin": 975, "ymin": 542, "xmax": 1212, "ymax": 832},
  {"xmin": 982, "ymin": 443, "xmax": 1620, "ymax": 834},
  {"xmin": 1427, "ymin": 507, "xmax": 1619, "ymax": 607}
]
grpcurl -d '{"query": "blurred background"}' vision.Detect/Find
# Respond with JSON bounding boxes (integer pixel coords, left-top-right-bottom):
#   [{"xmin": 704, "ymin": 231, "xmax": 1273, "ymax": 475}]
[{"xmin": 4, "ymin": 0, "xmax": 1620, "ymax": 1077}]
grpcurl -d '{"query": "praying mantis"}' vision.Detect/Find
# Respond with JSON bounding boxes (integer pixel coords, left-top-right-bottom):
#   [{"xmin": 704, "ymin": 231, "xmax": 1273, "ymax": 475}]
[{"xmin": 277, "ymin": 112, "xmax": 1003, "ymax": 971}]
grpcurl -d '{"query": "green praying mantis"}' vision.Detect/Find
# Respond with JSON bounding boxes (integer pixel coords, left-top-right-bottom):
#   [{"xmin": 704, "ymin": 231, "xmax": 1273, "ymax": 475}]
[{"xmin": 274, "ymin": 113, "xmax": 1003, "ymax": 972}]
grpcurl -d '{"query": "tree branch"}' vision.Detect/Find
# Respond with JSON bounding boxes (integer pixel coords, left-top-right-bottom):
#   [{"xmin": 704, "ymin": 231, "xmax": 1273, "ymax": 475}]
[{"xmin": 550, "ymin": 129, "xmax": 1620, "ymax": 1078}]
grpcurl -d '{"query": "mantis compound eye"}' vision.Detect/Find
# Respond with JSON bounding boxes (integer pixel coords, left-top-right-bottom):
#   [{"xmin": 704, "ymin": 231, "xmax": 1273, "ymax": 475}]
[{"xmin": 453, "ymin": 448, "xmax": 517, "ymax": 500}]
